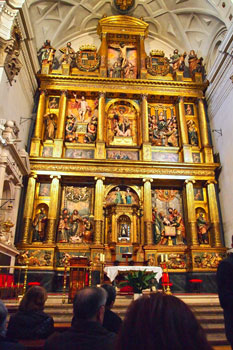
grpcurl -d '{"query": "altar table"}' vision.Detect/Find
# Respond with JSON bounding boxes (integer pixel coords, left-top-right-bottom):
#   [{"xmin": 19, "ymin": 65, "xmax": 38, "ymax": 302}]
[{"xmin": 104, "ymin": 266, "xmax": 163, "ymax": 283}]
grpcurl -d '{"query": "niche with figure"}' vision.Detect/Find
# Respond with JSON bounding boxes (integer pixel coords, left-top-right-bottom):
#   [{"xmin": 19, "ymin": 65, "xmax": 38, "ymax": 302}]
[{"xmin": 118, "ymin": 215, "xmax": 131, "ymax": 242}]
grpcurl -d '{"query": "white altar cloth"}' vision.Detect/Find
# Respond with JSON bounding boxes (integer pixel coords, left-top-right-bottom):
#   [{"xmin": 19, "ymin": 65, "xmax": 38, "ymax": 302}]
[{"xmin": 104, "ymin": 266, "xmax": 163, "ymax": 282}]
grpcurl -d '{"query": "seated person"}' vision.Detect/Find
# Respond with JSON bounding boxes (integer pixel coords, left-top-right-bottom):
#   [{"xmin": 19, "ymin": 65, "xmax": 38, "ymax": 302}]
[
  {"xmin": 116, "ymin": 292, "xmax": 213, "ymax": 350},
  {"xmin": 0, "ymin": 300, "xmax": 25, "ymax": 350},
  {"xmin": 7, "ymin": 286, "xmax": 54, "ymax": 340},
  {"xmin": 45, "ymin": 286, "xmax": 116, "ymax": 350},
  {"xmin": 101, "ymin": 284, "xmax": 122, "ymax": 333}
]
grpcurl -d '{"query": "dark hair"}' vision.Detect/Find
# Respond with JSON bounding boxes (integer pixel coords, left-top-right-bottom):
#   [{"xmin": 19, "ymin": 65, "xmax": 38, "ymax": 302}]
[
  {"xmin": 101, "ymin": 284, "xmax": 116, "ymax": 307},
  {"xmin": 116, "ymin": 292, "xmax": 213, "ymax": 350},
  {"xmin": 19, "ymin": 286, "xmax": 47, "ymax": 312},
  {"xmin": 73, "ymin": 287, "xmax": 107, "ymax": 320}
]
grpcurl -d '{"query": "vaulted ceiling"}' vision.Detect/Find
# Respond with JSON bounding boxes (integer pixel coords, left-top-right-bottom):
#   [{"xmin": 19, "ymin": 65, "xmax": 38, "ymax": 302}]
[{"xmin": 25, "ymin": 0, "xmax": 233, "ymax": 72}]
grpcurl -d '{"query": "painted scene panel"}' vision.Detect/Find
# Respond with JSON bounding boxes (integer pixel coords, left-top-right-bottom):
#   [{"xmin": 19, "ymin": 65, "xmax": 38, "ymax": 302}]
[
  {"xmin": 151, "ymin": 189, "xmax": 186, "ymax": 246},
  {"xmin": 65, "ymin": 148, "xmax": 94, "ymax": 159},
  {"xmin": 57, "ymin": 186, "xmax": 93, "ymax": 244},
  {"xmin": 148, "ymin": 104, "xmax": 179, "ymax": 147},
  {"xmin": 152, "ymin": 152, "xmax": 179, "ymax": 162},
  {"xmin": 108, "ymin": 42, "xmax": 137, "ymax": 79},
  {"xmin": 107, "ymin": 150, "xmax": 139, "ymax": 160}
]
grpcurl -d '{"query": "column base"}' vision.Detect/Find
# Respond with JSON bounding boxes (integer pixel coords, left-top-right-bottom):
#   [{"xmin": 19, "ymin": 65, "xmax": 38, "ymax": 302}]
[
  {"xmin": 53, "ymin": 139, "xmax": 64, "ymax": 158},
  {"xmin": 95, "ymin": 142, "xmax": 106, "ymax": 159},
  {"xmin": 203, "ymin": 146, "xmax": 214, "ymax": 163},
  {"xmin": 173, "ymin": 71, "xmax": 184, "ymax": 81},
  {"xmin": 41, "ymin": 63, "xmax": 52, "ymax": 75},
  {"xmin": 30, "ymin": 138, "xmax": 41, "ymax": 157},
  {"xmin": 182, "ymin": 144, "xmax": 192, "ymax": 162},
  {"xmin": 193, "ymin": 72, "xmax": 203, "ymax": 83},
  {"xmin": 142, "ymin": 143, "xmax": 152, "ymax": 161}
]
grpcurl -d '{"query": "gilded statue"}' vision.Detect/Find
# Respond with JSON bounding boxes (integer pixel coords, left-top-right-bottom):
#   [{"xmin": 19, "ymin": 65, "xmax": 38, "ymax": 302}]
[
  {"xmin": 197, "ymin": 212, "xmax": 209, "ymax": 244},
  {"xmin": 32, "ymin": 208, "xmax": 47, "ymax": 242},
  {"xmin": 188, "ymin": 50, "xmax": 204, "ymax": 76},
  {"xmin": 170, "ymin": 49, "xmax": 187, "ymax": 72},
  {"xmin": 187, "ymin": 120, "xmax": 198, "ymax": 146},
  {"xmin": 37, "ymin": 40, "xmax": 56, "ymax": 67}
]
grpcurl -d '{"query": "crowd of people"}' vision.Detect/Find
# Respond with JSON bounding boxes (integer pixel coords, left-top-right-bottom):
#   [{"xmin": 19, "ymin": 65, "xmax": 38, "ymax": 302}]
[{"xmin": 0, "ymin": 283, "xmax": 215, "ymax": 350}]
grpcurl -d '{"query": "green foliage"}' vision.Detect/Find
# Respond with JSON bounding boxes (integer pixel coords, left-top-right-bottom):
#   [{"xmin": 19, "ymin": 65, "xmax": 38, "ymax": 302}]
[{"xmin": 119, "ymin": 270, "xmax": 158, "ymax": 293}]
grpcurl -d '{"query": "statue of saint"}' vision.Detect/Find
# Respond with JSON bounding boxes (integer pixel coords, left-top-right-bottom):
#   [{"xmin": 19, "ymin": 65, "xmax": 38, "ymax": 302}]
[
  {"xmin": 187, "ymin": 120, "xmax": 198, "ymax": 146},
  {"xmin": 115, "ymin": 187, "xmax": 124, "ymax": 204},
  {"xmin": 188, "ymin": 50, "xmax": 204, "ymax": 76},
  {"xmin": 37, "ymin": 40, "xmax": 56, "ymax": 67},
  {"xmin": 125, "ymin": 188, "xmax": 132, "ymax": 204},
  {"xmin": 32, "ymin": 208, "xmax": 47, "ymax": 242},
  {"xmin": 59, "ymin": 42, "xmax": 76, "ymax": 66},
  {"xmin": 44, "ymin": 113, "xmax": 57, "ymax": 141},
  {"xmin": 57, "ymin": 208, "xmax": 70, "ymax": 243},
  {"xmin": 197, "ymin": 212, "xmax": 209, "ymax": 244},
  {"xmin": 170, "ymin": 49, "xmax": 186, "ymax": 72}
]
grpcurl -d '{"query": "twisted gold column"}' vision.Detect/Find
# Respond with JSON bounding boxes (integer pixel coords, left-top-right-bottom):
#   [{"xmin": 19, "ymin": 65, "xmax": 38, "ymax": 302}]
[
  {"xmin": 143, "ymin": 178, "xmax": 153, "ymax": 245},
  {"xmin": 177, "ymin": 97, "xmax": 192, "ymax": 162},
  {"xmin": 54, "ymin": 91, "xmax": 67, "ymax": 157},
  {"xmin": 185, "ymin": 180, "xmax": 198, "ymax": 246},
  {"xmin": 21, "ymin": 174, "xmax": 37, "ymax": 244},
  {"xmin": 206, "ymin": 180, "xmax": 222, "ymax": 247},
  {"xmin": 94, "ymin": 177, "xmax": 105, "ymax": 244},
  {"xmin": 198, "ymin": 98, "xmax": 213, "ymax": 163},
  {"xmin": 46, "ymin": 175, "xmax": 61, "ymax": 244}
]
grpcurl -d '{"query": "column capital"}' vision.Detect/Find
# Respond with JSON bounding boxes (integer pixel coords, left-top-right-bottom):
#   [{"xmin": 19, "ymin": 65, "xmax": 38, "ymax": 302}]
[
  {"xmin": 143, "ymin": 178, "xmax": 153, "ymax": 183},
  {"xmin": 60, "ymin": 90, "xmax": 68, "ymax": 97},
  {"xmin": 141, "ymin": 93, "xmax": 148, "ymax": 100},
  {"xmin": 50, "ymin": 174, "xmax": 61, "ymax": 180},
  {"xmin": 29, "ymin": 173, "xmax": 37, "ymax": 179},
  {"xmin": 177, "ymin": 96, "xmax": 184, "ymax": 103},
  {"xmin": 185, "ymin": 179, "xmax": 196, "ymax": 185},
  {"xmin": 94, "ymin": 176, "xmax": 105, "ymax": 182},
  {"xmin": 206, "ymin": 180, "xmax": 217, "ymax": 186},
  {"xmin": 99, "ymin": 91, "xmax": 106, "ymax": 98},
  {"xmin": 39, "ymin": 89, "xmax": 48, "ymax": 96}
]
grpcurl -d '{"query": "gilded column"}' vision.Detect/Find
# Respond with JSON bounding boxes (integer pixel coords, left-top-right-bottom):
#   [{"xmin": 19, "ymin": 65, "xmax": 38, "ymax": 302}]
[
  {"xmin": 30, "ymin": 90, "xmax": 46, "ymax": 156},
  {"xmin": 177, "ymin": 97, "xmax": 192, "ymax": 162},
  {"xmin": 46, "ymin": 175, "xmax": 61, "ymax": 244},
  {"xmin": 185, "ymin": 180, "xmax": 198, "ymax": 246},
  {"xmin": 54, "ymin": 91, "xmax": 67, "ymax": 157},
  {"xmin": 143, "ymin": 178, "xmax": 153, "ymax": 245},
  {"xmin": 96, "ymin": 92, "xmax": 106, "ymax": 159},
  {"xmin": 141, "ymin": 94, "xmax": 151, "ymax": 161},
  {"xmin": 139, "ymin": 35, "xmax": 147, "ymax": 78},
  {"xmin": 206, "ymin": 180, "xmax": 222, "ymax": 247},
  {"xmin": 94, "ymin": 177, "xmax": 105, "ymax": 244},
  {"xmin": 198, "ymin": 98, "xmax": 213, "ymax": 163},
  {"xmin": 99, "ymin": 32, "xmax": 108, "ymax": 77},
  {"xmin": 21, "ymin": 174, "xmax": 37, "ymax": 244}
]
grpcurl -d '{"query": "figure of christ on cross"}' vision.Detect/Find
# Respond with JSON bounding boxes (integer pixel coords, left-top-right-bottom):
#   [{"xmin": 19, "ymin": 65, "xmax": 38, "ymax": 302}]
[{"xmin": 109, "ymin": 42, "xmax": 135, "ymax": 68}]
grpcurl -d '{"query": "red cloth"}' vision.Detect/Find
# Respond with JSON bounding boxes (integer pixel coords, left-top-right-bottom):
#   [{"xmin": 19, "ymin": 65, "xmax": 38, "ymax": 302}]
[
  {"xmin": 189, "ymin": 279, "xmax": 203, "ymax": 283},
  {"xmin": 0, "ymin": 274, "xmax": 14, "ymax": 287},
  {"xmin": 28, "ymin": 282, "xmax": 40, "ymax": 286},
  {"xmin": 120, "ymin": 285, "xmax": 134, "ymax": 292}
]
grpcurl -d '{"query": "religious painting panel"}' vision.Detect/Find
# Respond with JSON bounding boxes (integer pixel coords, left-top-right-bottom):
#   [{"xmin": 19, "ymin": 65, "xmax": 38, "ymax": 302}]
[
  {"xmin": 65, "ymin": 148, "xmax": 94, "ymax": 159},
  {"xmin": 195, "ymin": 207, "xmax": 209, "ymax": 245},
  {"xmin": 151, "ymin": 189, "xmax": 186, "ymax": 246},
  {"xmin": 145, "ymin": 251, "xmax": 157, "ymax": 266},
  {"xmin": 66, "ymin": 95, "xmax": 98, "ymax": 144},
  {"xmin": 193, "ymin": 188, "xmax": 204, "ymax": 201},
  {"xmin": 39, "ymin": 183, "xmax": 51, "ymax": 197},
  {"xmin": 116, "ymin": 245, "xmax": 133, "ymax": 262},
  {"xmin": 105, "ymin": 186, "xmax": 139, "ymax": 205},
  {"xmin": 48, "ymin": 96, "xmax": 59, "ymax": 110},
  {"xmin": 184, "ymin": 103, "xmax": 194, "ymax": 116},
  {"xmin": 148, "ymin": 104, "xmax": 179, "ymax": 147},
  {"xmin": 192, "ymin": 152, "xmax": 201, "ymax": 163},
  {"xmin": 108, "ymin": 42, "xmax": 137, "ymax": 79},
  {"xmin": 151, "ymin": 152, "xmax": 179, "ymax": 162},
  {"xmin": 57, "ymin": 186, "xmax": 94, "ymax": 244},
  {"xmin": 56, "ymin": 251, "xmax": 90, "ymax": 267},
  {"xmin": 192, "ymin": 251, "xmax": 224, "ymax": 270},
  {"xmin": 107, "ymin": 150, "xmax": 139, "ymax": 160},
  {"xmin": 106, "ymin": 99, "xmax": 139, "ymax": 146},
  {"xmin": 42, "ymin": 146, "xmax": 53, "ymax": 157},
  {"xmin": 16, "ymin": 249, "xmax": 53, "ymax": 267}
]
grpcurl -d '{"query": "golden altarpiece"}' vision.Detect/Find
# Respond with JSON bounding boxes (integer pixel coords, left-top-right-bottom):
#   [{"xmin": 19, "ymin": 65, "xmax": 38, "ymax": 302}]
[{"xmin": 17, "ymin": 16, "xmax": 225, "ymax": 289}]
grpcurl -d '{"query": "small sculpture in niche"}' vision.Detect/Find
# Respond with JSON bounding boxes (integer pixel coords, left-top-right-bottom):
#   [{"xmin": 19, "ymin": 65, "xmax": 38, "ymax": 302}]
[
  {"xmin": 118, "ymin": 215, "xmax": 130, "ymax": 242},
  {"xmin": 188, "ymin": 50, "xmax": 204, "ymax": 76},
  {"xmin": 73, "ymin": 94, "xmax": 91, "ymax": 122},
  {"xmin": 57, "ymin": 208, "xmax": 70, "ymax": 243},
  {"xmin": 32, "ymin": 207, "xmax": 47, "ymax": 242},
  {"xmin": 59, "ymin": 42, "xmax": 76, "ymax": 66},
  {"xmin": 65, "ymin": 115, "xmax": 78, "ymax": 142},
  {"xmin": 43, "ymin": 113, "xmax": 57, "ymax": 141},
  {"xmin": 169, "ymin": 49, "xmax": 187, "ymax": 72},
  {"xmin": 125, "ymin": 187, "xmax": 132, "ymax": 204},
  {"xmin": 84, "ymin": 106, "xmax": 98, "ymax": 143},
  {"xmin": 114, "ymin": 107, "xmax": 131, "ymax": 137},
  {"xmin": 187, "ymin": 120, "xmax": 198, "ymax": 146},
  {"xmin": 196, "ymin": 211, "xmax": 209, "ymax": 244},
  {"xmin": 37, "ymin": 40, "xmax": 56, "ymax": 67},
  {"xmin": 114, "ymin": 187, "xmax": 124, "ymax": 204}
]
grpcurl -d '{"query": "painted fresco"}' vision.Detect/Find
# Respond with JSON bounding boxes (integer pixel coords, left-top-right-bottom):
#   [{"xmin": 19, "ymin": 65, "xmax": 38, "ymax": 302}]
[
  {"xmin": 151, "ymin": 189, "xmax": 186, "ymax": 245},
  {"xmin": 148, "ymin": 104, "xmax": 179, "ymax": 147},
  {"xmin": 105, "ymin": 186, "xmax": 139, "ymax": 205},
  {"xmin": 57, "ymin": 186, "xmax": 93, "ymax": 244}
]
